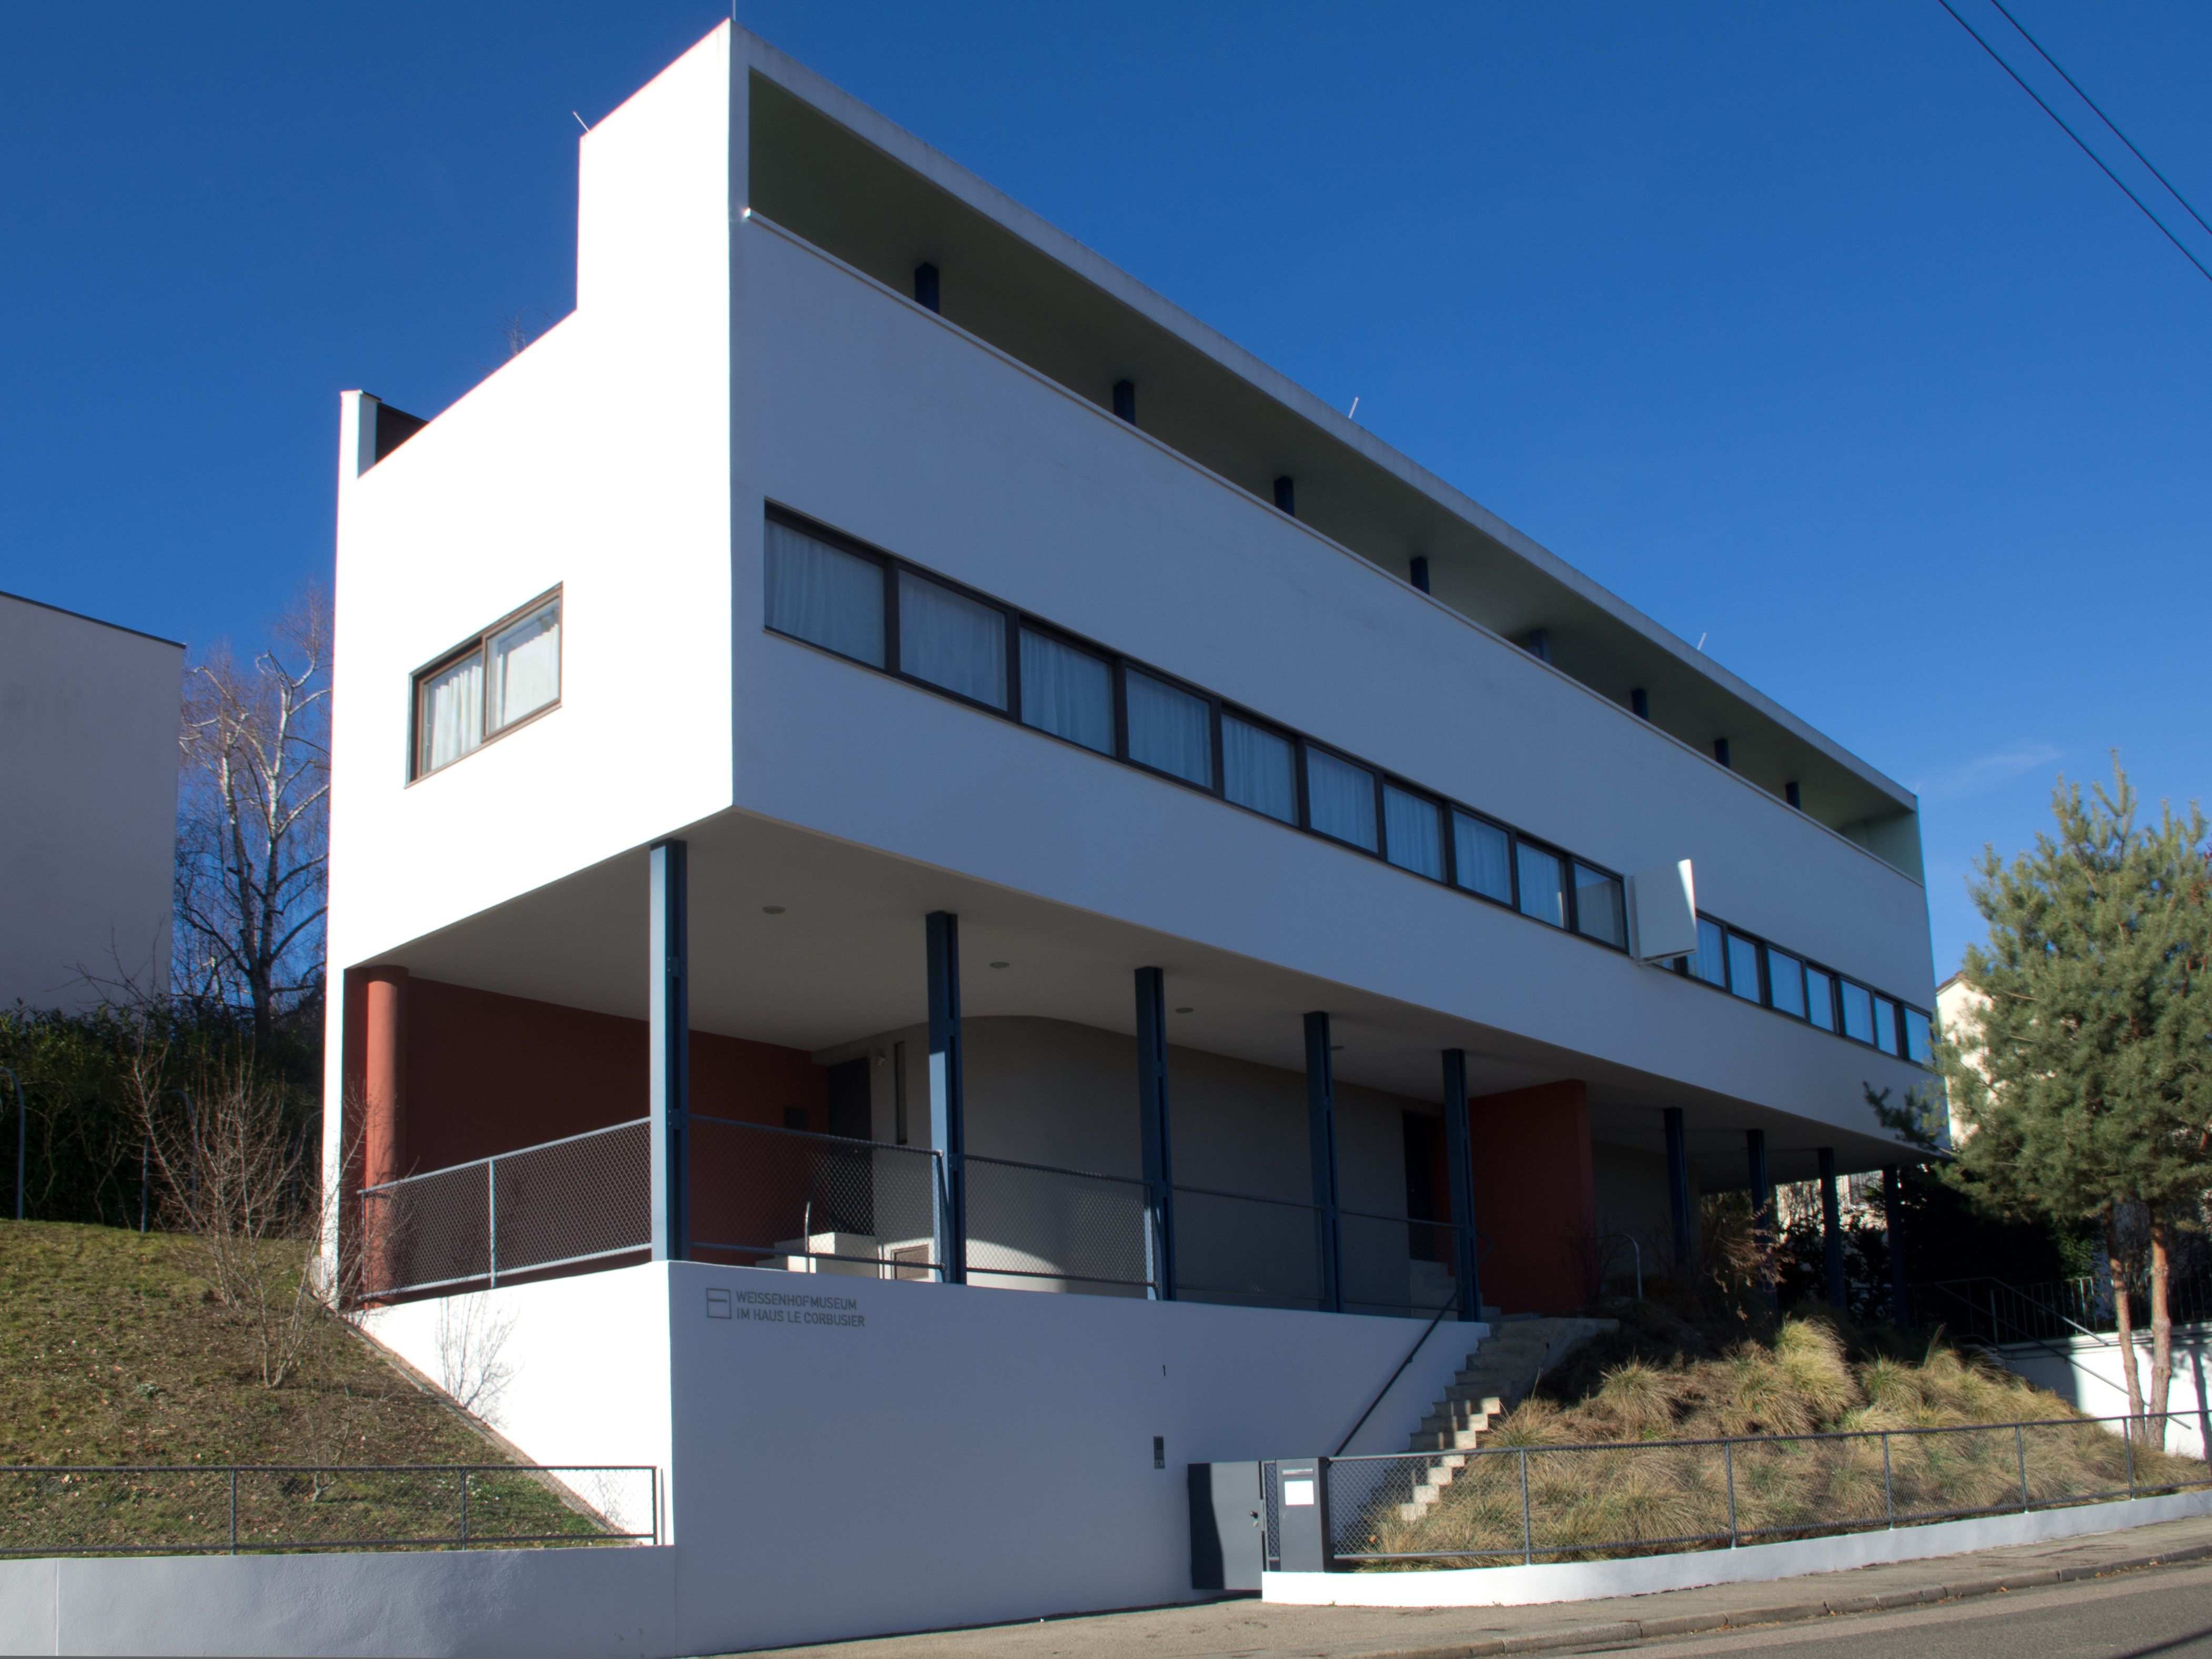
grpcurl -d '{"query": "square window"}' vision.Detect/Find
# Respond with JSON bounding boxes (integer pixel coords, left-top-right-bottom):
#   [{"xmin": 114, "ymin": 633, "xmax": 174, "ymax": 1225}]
[
  {"xmin": 765, "ymin": 520, "xmax": 884, "ymax": 667},
  {"xmin": 488, "ymin": 600, "xmax": 560, "ymax": 732},
  {"xmin": 1517, "ymin": 843, "xmax": 1566, "ymax": 927},
  {"xmin": 1839, "ymin": 980, "xmax": 1875, "ymax": 1043},
  {"xmin": 1805, "ymin": 967, "xmax": 1836, "ymax": 1031},
  {"xmin": 1767, "ymin": 948, "xmax": 1806, "ymax": 1018},
  {"xmin": 1018, "ymin": 629, "xmax": 1113, "ymax": 754},
  {"xmin": 417, "ymin": 651, "xmax": 483, "ymax": 775},
  {"xmin": 1692, "ymin": 917, "xmax": 1728, "ymax": 986},
  {"xmin": 1452, "ymin": 814, "xmax": 1512, "ymax": 904},
  {"xmin": 1872, "ymin": 995, "xmax": 1900, "ymax": 1056},
  {"xmin": 898, "ymin": 572, "xmax": 1006, "ymax": 708},
  {"xmin": 1572, "ymin": 864, "xmax": 1625, "ymax": 947},
  {"xmin": 1306, "ymin": 747, "xmax": 1378, "ymax": 851},
  {"xmin": 1223, "ymin": 714, "xmax": 1297, "ymax": 822},
  {"xmin": 1726, "ymin": 933, "xmax": 1762, "ymax": 1003},
  {"xmin": 1126, "ymin": 670, "xmax": 1213, "ymax": 786},
  {"xmin": 1904, "ymin": 1006, "xmax": 1934, "ymax": 1067},
  {"xmin": 1383, "ymin": 785, "xmax": 1444, "ymax": 879}
]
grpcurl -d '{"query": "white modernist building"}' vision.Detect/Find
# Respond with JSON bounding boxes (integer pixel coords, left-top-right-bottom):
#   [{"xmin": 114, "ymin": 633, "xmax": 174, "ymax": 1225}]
[
  {"xmin": 0, "ymin": 591, "xmax": 181, "ymax": 1014},
  {"xmin": 324, "ymin": 24, "xmax": 1938, "ymax": 1651}
]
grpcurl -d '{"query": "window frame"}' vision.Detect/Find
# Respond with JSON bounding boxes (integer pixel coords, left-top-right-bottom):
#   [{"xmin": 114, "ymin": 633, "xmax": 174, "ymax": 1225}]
[
  {"xmin": 1015, "ymin": 621, "xmax": 1117, "ymax": 756},
  {"xmin": 1301, "ymin": 740, "xmax": 1381, "ymax": 855},
  {"xmin": 1513, "ymin": 835, "xmax": 1573, "ymax": 930},
  {"xmin": 408, "ymin": 585, "xmax": 564, "ymax": 782}
]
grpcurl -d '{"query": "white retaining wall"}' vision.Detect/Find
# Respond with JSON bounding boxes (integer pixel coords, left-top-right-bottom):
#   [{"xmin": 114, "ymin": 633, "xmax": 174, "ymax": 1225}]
[
  {"xmin": 1991, "ymin": 1325, "xmax": 2212, "ymax": 1459},
  {"xmin": 1264, "ymin": 1488, "xmax": 2212, "ymax": 1608}
]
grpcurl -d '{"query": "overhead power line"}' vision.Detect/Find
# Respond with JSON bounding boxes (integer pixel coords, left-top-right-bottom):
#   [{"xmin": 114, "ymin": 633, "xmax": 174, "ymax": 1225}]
[
  {"xmin": 1933, "ymin": 0, "xmax": 2212, "ymax": 288},
  {"xmin": 1986, "ymin": 0, "xmax": 2212, "ymax": 245}
]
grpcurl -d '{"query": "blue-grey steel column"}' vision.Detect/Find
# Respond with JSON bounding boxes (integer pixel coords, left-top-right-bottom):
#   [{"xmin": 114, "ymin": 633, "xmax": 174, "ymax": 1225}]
[
  {"xmin": 1818, "ymin": 1148, "xmax": 1846, "ymax": 1310},
  {"xmin": 1664, "ymin": 1107, "xmax": 1693, "ymax": 1277},
  {"xmin": 1441, "ymin": 1049, "xmax": 1480, "ymax": 1322},
  {"xmin": 1304, "ymin": 1012, "xmax": 1342, "ymax": 1313},
  {"xmin": 1746, "ymin": 1128, "xmax": 1774, "ymax": 1309},
  {"xmin": 648, "ymin": 840, "xmax": 690, "ymax": 1262},
  {"xmin": 927, "ymin": 912, "xmax": 966, "ymax": 1283},
  {"xmin": 1135, "ymin": 967, "xmax": 1175, "ymax": 1300}
]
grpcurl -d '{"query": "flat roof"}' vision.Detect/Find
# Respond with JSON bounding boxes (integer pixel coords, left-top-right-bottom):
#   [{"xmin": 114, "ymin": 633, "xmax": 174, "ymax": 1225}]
[{"xmin": 0, "ymin": 588, "xmax": 185, "ymax": 651}]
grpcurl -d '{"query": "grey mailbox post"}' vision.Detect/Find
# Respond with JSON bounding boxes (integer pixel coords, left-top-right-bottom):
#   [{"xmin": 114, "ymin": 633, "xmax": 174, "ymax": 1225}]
[{"xmin": 1274, "ymin": 1458, "xmax": 1336, "ymax": 1573}]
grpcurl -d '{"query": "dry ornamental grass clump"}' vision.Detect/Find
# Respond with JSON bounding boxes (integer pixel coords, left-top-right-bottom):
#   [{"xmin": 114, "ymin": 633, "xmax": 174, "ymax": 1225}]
[{"xmin": 1363, "ymin": 1317, "xmax": 2206, "ymax": 1568}]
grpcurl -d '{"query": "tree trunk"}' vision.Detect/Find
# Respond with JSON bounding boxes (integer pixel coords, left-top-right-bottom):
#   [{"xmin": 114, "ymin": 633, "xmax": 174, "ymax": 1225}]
[
  {"xmin": 2148, "ymin": 1211, "xmax": 2175, "ymax": 1429},
  {"xmin": 2108, "ymin": 1207, "xmax": 2147, "ymax": 1433}
]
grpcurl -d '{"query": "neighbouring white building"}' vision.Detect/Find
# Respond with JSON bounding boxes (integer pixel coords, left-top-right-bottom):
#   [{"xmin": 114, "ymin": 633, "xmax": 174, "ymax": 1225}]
[
  {"xmin": 318, "ymin": 24, "xmax": 1938, "ymax": 1652},
  {"xmin": 0, "ymin": 591, "xmax": 181, "ymax": 1014}
]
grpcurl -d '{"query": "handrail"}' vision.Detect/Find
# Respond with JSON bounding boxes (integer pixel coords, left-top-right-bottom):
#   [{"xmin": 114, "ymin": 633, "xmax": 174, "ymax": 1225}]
[
  {"xmin": 963, "ymin": 1149, "xmax": 1146, "ymax": 1185},
  {"xmin": 1332, "ymin": 1291, "xmax": 1462, "ymax": 1456},
  {"xmin": 359, "ymin": 1116, "xmax": 649, "ymax": 1195}
]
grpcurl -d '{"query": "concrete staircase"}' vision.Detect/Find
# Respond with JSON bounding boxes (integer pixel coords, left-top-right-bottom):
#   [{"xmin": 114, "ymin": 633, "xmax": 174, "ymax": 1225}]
[{"xmin": 1395, "ymin": 1316, "xmax": 1614, "ymax": 1521}]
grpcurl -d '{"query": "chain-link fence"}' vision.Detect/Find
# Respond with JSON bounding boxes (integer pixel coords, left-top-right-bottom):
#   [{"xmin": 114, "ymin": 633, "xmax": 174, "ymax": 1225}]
[
  {"xmin": 964, "ymin": 1154, "xmax": 1150, "ymax": 1292},
  {"xmin": 1288, "ymin": 1411, "xmax": 2212, "ymax": 1569},
  {"xmin": 1173, "ymin": 1185, "xmax": 1325, "ymax": 1310},
  {"xmin": 0, "ymin": 1464, "xmax": 658, "ymax": 1557},
  {"xmin": 691, "ymin": 1115, "xmax": 942, "ymax": 1278},
  {"xmin": 1340, "ymin": 1210, "xmax": 1464, "ymax": 1318},
  {"xmin": 360, "ymin": 1120, "xmax": 651, "ymax": 1298}
]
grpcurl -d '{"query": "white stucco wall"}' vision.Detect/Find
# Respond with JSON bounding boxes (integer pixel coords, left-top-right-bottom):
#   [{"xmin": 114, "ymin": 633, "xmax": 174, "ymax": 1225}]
[
  {"xmin": 0, "ymin": 593, "xmax": 180, "ymax": 1012},
  {"xmin": 1992, "ymin": 1328, "xmax": 2212, "ymax": 1459}
]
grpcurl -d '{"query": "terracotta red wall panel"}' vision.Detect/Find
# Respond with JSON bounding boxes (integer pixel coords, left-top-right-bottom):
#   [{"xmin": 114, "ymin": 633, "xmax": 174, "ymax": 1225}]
[
  {"xmin": 1466, "ymin": 1080, "xmax": 1597, "ymax": 1316},
  {"xmin": 398, "ymin": 977, "xmax": 826, "ymax": 1174}
]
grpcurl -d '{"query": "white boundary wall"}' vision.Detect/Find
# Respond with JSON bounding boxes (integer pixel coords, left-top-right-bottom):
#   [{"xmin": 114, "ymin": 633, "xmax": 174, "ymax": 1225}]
[
  {"xmin": 1991, "ymin": 1327, "xmax": 2212, "ymax": 1459},
  {"xmin": 1264, "ymin": 1488, "xmax": 2212, "ymax": 1608}
]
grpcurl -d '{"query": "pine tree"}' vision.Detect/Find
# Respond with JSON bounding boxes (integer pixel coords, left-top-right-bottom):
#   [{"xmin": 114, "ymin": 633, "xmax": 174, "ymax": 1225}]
[{"xmin": 1933, "ymin": 762, "xmax": 2212, "ymax": 1431}]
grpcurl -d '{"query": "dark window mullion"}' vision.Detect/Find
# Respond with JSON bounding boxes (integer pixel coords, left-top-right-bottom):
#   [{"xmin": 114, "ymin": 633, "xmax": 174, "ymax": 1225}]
[
  {"xmin": 1111, "ymin": 658, "xmax": 1130, "ymax": 762},
  {"xmin": 1293, "ymin": 740, "xmax": 1312, "ymax": 832},
  {"xmin": 882, "ymin": 555, "xmax": 903, "ymax": 677},
  {"xmin": 1207, "ymin": 696, "xmax": 1226, "ymax": 797},
  {"xmin": 1003, "ymin": 606, "xmax": 1023, "ymax": 725},
  {"xmin": 1372, "ymin": 770, "xmax": 1389, "ymax": 863}
]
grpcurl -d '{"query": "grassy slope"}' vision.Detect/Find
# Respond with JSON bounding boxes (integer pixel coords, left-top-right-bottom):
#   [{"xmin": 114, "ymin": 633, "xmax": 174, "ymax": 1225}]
[
  {"xmin": 0, "ymin": 1220, "xmax": 620, "ymax": 1552},
  {"xmin": 0, "ymin": 1219, "xmax": 496, "ymax": 1468},
  {"xmin": 1370, "ymin": 1312, "xmax": 2207, "ymax": 1565}
]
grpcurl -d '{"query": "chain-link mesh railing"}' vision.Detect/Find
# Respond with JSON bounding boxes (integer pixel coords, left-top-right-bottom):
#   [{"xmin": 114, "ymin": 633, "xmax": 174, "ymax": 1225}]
[
  {"xmin": 360, "ymin": 1120, "xmax": 650, "ymax": 1299},
  {"xmin": 0, "ymin": 1465, "xmax": 658, "ymax": 1556},
  {"xmin": 1919, "ymin": 1274, "xmax": 2212, "ymax": 1347},
  {"xmin": 1340, "ymin": 1210, "xmax": 1464, "ymax": 1318},
  {"xmin": 963, "ymin": 1154, "xmax": 1150, "ymax": 1291},
  {"xmin": 690, "ymin": 1115, "xmax": 941, "ymax": 1278},
  {"xmin": 1304, "ymin": 1411, "xmax": 2212, "ymax": 1567},
  {"xmin": 1173, "ymin": 1186, "xmax": 1325, "ymax": 1310}
]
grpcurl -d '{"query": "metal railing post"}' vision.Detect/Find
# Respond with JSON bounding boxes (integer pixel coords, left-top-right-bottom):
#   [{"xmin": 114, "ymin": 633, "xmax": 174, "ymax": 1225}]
[
  {"xmin": 2126, "ymin": 1419, "xmax": 2138, "ymax": 1498},
  {"xmin": 229, "ymin": 1468, "xmax": 238, "ymax": 1555},
  {"xmin": 5, "ymin": 1066, "xmax": 24, "ymax": 1222},
  {"xmin": 1518, "ymin": 1448, "xmax": 1532, "ymax": 1564},
  {"xmin": 1882, "ymin": 1432, "xmax": 1894, "ymax": 1526},
  {"xmin": 487, "ymin": 1160, "xmax": 498, "ymax": 1288},
  {"xmin": 1724, "ymin": 1439, "xmax": 1738, "ymax": 1546},
  {"xmin": 460, "ymin": 1469, "xmax": 470, "ymax": 1545},
  {"xmin": 2016, "ymin": 1423, "xmax": 2030, "ymax": 1511}
]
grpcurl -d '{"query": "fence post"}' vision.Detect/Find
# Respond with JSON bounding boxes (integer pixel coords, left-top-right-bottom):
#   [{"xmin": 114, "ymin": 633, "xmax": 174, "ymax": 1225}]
[
  {"xmin": 6, "ymin": 1066, "xmax": 24, "ymax": 1222},
  {"xmin": 138, "ymin": 1135, "xmax": 150, "ymax": 1233},
  {"xmin": 229, "ymin": 1468, "xmax": 238, "ymax": 1555},
  {"xmin": 1518, "ymin": 1448, "xmax": 1532, "ymax": 1564},
  {"xmin": 1881, "ymin": 1432, "xmax": 1894, "ymax": 1526},
  {"xmin": 460, "ymin": 1470, "xmax": 470, "ymax": 1545},
  {"xmin": 1723, "ymin": 1440, "xmax": 1738, "ymax": 1546},
  {"xmin": 487, "ymin": 1160, "xmax": 498, "ymax": 1288},
  {"xmin": 2126, "ymin": 1418, "xmax": 2137, "ymax": 1499},
  {"xmin": 2016, "ymin": 1423, "xmax": 2030, "ymax": 1511}
]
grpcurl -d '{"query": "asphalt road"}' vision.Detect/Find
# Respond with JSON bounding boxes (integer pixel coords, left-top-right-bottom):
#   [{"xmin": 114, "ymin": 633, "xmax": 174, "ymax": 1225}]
[{"xmin": 1597, "ymin": 1560, "xmax": 2212, "ymax": 1657}]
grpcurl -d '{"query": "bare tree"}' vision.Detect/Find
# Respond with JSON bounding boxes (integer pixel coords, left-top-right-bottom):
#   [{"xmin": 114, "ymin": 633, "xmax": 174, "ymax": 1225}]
[{"xmin": 174, "ymin": 590, "xmax": 331, "ymax": 1045}]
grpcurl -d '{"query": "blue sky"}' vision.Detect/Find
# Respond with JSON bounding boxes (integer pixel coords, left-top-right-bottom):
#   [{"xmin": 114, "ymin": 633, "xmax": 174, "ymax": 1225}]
[{"xmin": 2, "ymin": 2, "xmax": 2206, "ymax": 977}]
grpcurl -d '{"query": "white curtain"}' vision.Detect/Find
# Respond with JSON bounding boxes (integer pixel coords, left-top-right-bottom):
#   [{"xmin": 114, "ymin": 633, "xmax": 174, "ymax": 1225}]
[
  {"xmin": 1306, "ymin": 748, "xmax": 1376, "ymax": 850},
  {"xmin": 489, "ymin": 603, "xmax": 561, "ymax": 730},
  {"xmin": 1019, "ymin": 630, "xmax": 1113, "ymax": 753},
  {"xmin": 1126, "ymin": 671, "xmax": 1211, "ymax": 785},
  {"xmin": 766, "ymin": 521, "xmax": 885, "ymax": 666},
  {"xmin": 1383, "ymin": 785, "xmax": 1442, "ymax": 878},
  {"xmin": 421, "ymin": 653, "xmax": 483, "ymax": 773},
  {"xmin": 1453, "ymin": 814, "xmax": 1511, "ymax": 902},
  {"xmin": 899, "ymin": 572, "xmax": 1005, "ymax": 707},
  {"xmin": 1223, "ymin": 716, "xmax": 1296, "ymax": 822},
  {"xmin": 1517, "ymin": 843, "xmax": 1564, "ymax": 926}
]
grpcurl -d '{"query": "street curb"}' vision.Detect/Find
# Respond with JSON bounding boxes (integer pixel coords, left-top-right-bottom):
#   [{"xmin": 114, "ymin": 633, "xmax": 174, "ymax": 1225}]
[{"xmin": 1341, "ymin": 1541, "xmax": 2212, "ymax": 1657}]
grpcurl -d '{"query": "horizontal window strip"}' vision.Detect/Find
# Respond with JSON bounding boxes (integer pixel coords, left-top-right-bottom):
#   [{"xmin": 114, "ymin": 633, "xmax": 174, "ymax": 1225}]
[{"xmin": 758, "ymin": 506, "xmax": 1930, "ymax": 1063}]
